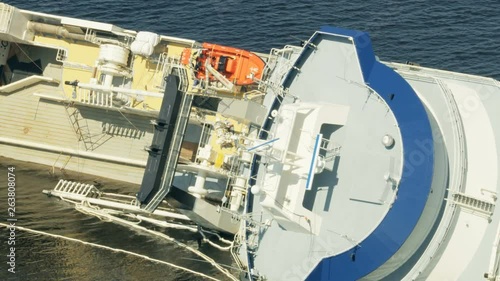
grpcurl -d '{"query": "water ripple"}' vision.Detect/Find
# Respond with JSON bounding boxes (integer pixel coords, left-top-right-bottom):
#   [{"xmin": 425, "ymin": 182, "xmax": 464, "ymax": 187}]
[{"xmin": 4, "ymin": 0, "xmax": 498, "ymax": 79}]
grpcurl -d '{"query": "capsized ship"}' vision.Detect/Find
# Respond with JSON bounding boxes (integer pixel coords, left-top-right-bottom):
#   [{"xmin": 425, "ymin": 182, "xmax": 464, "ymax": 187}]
[{"xmin": 1, "ymin": 3, "xmax": 500, "ymax": 281}]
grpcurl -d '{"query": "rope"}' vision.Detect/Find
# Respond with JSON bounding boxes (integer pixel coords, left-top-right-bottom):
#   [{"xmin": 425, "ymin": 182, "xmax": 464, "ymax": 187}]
[
  {"xmin": 12, "ymin": 41, "xmax": 44, "ymax": 73},
  {"xmin": 73, "ymin": 204, "xmax": 238, "ymax": 281},
  {"xmin": 76, "ymin": 201, "xmax": 234, "ymax": 247},
  {"xmin": 0, "ymin": 223, "xmax": 220, "ymax": 281},
  {"xmin": 200, "ymin": 228, "xmax": 233, "ymax": 245},
  {"xmin": 117, "ymin": 109, "xmax": 140, "ymax": 131},
  {"xmin": 199, "ymin": 230, "xmax": 233, "ymax": 251}
]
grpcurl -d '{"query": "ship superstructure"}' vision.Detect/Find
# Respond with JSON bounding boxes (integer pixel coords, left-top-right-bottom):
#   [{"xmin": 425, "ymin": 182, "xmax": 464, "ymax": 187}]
[{"xmin": 233, "ymin": 26, "xmax": 500, "ymax": 281}]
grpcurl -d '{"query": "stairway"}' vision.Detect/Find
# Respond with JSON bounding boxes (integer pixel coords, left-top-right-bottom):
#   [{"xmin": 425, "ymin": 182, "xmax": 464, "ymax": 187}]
[{"xmin": 142, "ymin": 91, "xmax": 193, "ymax": 212}]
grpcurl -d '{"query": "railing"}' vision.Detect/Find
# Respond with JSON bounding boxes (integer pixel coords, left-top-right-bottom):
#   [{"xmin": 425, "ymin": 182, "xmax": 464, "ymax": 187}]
[
  {"xmin": 175, "ymin": 65, "xmax": 190, "ymax": 93},
  {"xmin": 77, "ymin": 89, "xmax": 113, "ymax": 107},
  {"xmin": 437, "ymin": 79, "xmax": 468, "ymax": 194},
  {"xmin": 53, "ymin": 179, "xmax": 100, "ymax": 198},
  {"xmin": 486, "ymin": 224, "xmax": 500, "ymax": 280},
  {"xmin": 154, "ymin": 52, "xmax": 170, "ymax": 88},
  {"xmin": 447, "ymin": 192, "xmax": 495, "ymax": 220},
  {"xmin": 84, "ymin": 28, "xmax": 99, "ymax": 44},
  {"xmin": 258, "ymin": 45, "xmax": 301, "ymax": 96},
  {"xmin": 191, "ymin": 122, "xmax": 213, "ymax": 164},
  {"xmin": 387, "ymin": 61, "xmax": 499, "ymax": 86},
  {"xmin": 407, "ymin": 78, "xmax": 469, "ymax": 279},
  {"xmin": 221, "ymin": 152, "xmax": 253, "ymax": 211},
  {"xmin": 156, "ymin": 56, "xmax": 188, "ymax": 92}
]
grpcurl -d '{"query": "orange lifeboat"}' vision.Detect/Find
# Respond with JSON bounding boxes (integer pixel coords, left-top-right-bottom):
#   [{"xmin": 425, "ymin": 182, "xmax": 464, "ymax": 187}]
[{"xmin": 195, "ymin": 42, "xmax": 265, "ymax": 86}]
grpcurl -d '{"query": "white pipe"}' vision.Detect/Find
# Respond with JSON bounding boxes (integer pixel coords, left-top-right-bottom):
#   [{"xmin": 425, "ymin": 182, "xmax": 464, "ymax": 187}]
[
  {"xmin": 77, "ymin": 82, "xmax": 164, "ymax": 98},
  {"xmin": 136, "ymin": 215, "xmax": 197, "ymax": 231},
  {"xmin": 102, "ymin": 74, "xmax": 114, "ymax": 87},
  {"xmin": 0, "ymin": 75, "xmax": 58, "ymax": 94},
  {"xmin": 230, "ymin": 191, "xmax": 243, "ymax": 212},
  {"xmin": 0, "ymin": 136, "xmax": 146, "ymax": 167},
  {"xmin": 27, "ymin": 21, "xmax": 86, "ymax": 41},
  {"xmin": 187, "ymin": 170, "xmax": 208, "ymax": 196},
  {"xmin": 43, "ymin": 189, "xmax": 190, "ymax": 221},
  {"xmin": 194, "ymin": 170, "xmax": 207, "ymax": 190}
]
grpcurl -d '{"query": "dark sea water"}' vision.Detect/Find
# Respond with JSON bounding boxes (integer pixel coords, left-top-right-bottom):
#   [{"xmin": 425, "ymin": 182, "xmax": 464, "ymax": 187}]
[
  {"xmin": 0, "ymin": 159, "xmax": 235, "ymax": 281},
  {"xmin": 0, "ymin": 1, "xmax": 499, "ymax": 280},
  {"xmin": 4, "ymin": 0, "xmax": 500, "ymax": 80}
]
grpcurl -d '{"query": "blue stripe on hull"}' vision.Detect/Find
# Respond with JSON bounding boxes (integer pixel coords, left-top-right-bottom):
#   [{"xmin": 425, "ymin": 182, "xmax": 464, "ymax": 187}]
[{"xmin": 305, "ymin": 27, "xmax": 434, "ymax": 281}]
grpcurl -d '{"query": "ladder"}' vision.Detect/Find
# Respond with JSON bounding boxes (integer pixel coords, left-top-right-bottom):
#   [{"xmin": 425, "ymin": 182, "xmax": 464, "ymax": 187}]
[
  {"xmin": 51, "ymin": 179, "xmax": 100, "ymax": 198},
  {"xmin": 65, "ymin": 104, "xmax": 96, "ymax": 151},
  {"xmin": 448, "ymin": 191, "xmax": 496, "ymax": 221}
]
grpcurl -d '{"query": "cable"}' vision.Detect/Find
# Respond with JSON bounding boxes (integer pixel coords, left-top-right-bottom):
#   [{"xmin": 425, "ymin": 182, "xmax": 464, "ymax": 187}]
[
  {"xmin": 72, "ymin": 204, "xmax": 239, "ymax": 281},
  {"xmin": 12, "ymin": 41, "xmax": 44, "ymax": 73},
  {"xmin": 0, "ymin": 223, "xmax": 220, "ymax": 281}
]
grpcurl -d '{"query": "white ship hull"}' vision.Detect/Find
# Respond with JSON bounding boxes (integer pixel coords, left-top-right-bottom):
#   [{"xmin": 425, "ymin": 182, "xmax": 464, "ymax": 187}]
[{"xmin": 1, "ymin": 3, "xmax": 500, "ymax": 281}]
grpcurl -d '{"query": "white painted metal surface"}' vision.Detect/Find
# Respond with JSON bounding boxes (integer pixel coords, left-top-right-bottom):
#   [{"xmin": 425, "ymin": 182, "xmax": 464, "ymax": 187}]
[{"xmin": 0, "ymin": 4, "xmax": 499, "ymax": 280}]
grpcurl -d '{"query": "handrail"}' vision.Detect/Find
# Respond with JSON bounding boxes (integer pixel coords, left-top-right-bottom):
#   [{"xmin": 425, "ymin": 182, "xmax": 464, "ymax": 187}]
[
  {"xmin": 143, "ymin": 92, "xmax": 193, "ymax": 211},
  {"xmin": 0, "ymin": 75, "xmax": 59, "ymax": 94},
  {"xmin": 77, "ymin": 89, "xmax": 113, "ymax": 107},
  {"xmin": 387, "ymin": 61, "xmax": 498, "ymax": 86}
]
